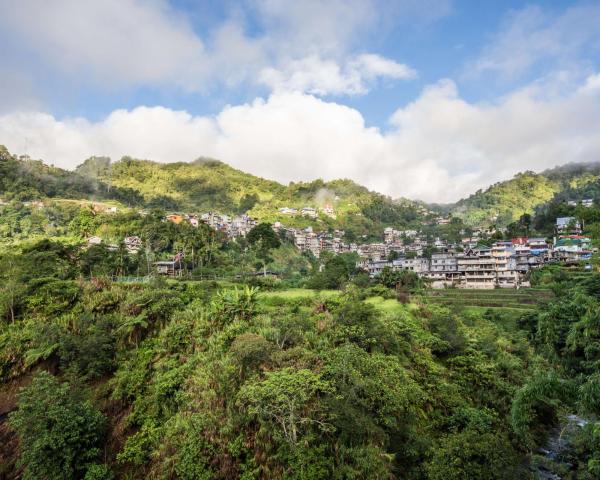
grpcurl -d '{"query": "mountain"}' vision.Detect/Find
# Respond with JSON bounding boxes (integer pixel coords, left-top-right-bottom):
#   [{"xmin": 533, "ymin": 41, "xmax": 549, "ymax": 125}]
[
  {"xmin": 450, "ymin": 163, "xmax": 600, "ymax": 227},
  {"xmin": 84, "ymin": 155, "xmax": 428, "ymax": 238},
  {"xmin": 0, "ymin": 147, "xmax": 427, "ymax": 239},
  {"xmin": 6, "ymin": 144, "xmax": 600, "ymax": 233},
  {"xmin": 0, "ymin": 146, "xmax": 143, "ymax": 205}
]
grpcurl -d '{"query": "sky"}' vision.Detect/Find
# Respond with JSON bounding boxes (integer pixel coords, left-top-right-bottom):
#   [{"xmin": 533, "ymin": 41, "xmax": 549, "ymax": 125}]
[{"xmin": 0, "ymin": 0, "xmax": 599, "ymax": 203}]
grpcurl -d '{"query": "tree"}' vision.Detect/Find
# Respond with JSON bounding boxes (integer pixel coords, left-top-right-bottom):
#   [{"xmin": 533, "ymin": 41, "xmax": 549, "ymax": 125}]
[
  {"xmin": 387, "ymin": 250, "xmax": 401, "ymax": 261},
  {"xmin": 238, "ymin": 193, "xmax": 259, "ymax": 213},
  {"xmin": 426, "ymin": 429, "xmax": 519, "ymax": 480},
  {"xmin": 69, "ymin": 207, "xmax": 97, "ymax": 238},
  {"xmin": 0, "ymin": 255, "xmax": 25, "ymax": 322},
  {"xmin": 246, "ymin": 223, "xmax": 281, "ymax": 276},
  {"xmin": 9, "ymin": 372, "xmax": 106, "ymax": 480},
  {"xmin": 307, "ymin": 253, "xmax": 358, "ymax": 290},
  {"xmin": 229, "ymin": 333, "xmax": 272, "ymax": 378},
  {"xmin": 237, "ymin": 368, "xmax": 331, "ymax": 445},
  {"xmin": 378, "ymin": 266, "xmax": 401, "ymax": 289}
]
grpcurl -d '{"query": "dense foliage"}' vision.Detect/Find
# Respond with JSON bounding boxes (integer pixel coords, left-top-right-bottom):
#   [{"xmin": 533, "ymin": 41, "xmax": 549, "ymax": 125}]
[
  {"xmin": 0, "ymin": 234, "xmax": 560, "ymax": 479},
  {"xmin": 452, "ymin": 164, "xmax": 600, "ymax": 227}
]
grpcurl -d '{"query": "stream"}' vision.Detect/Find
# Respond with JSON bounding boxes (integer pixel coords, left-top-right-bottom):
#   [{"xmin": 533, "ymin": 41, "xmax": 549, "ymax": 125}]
[{"xmin": 533, "ymin": 414, "xmax": 589, "ymax": 479}]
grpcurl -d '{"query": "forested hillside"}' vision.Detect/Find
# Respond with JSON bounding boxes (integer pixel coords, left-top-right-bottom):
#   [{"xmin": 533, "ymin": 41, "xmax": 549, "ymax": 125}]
[
  {"xmin": 451, "ymin": 164, "xmax": 600, "ymax": 227},
  {"xmin": 0, "ymin": 237, "xmax": 544, "ymax": 479},
  {"xmin": 0, "ymin": 147, "xmax": 427, "ymax": 240},
  {"xmin": 3, "ymin": 234, "xmax": 600, "ymax": 478},
  {"xmin": 0, "ymin": 146, "xmax": 142, "ymax": 205}
]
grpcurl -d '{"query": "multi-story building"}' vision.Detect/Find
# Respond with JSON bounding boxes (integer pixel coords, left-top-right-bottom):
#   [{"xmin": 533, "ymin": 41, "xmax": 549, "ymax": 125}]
[
  {"xmin": 556, "ymin": 217, "xmax": 582, "ymax": 235},
  {"xmin": 393, "ymin": 257, "xmax": 430, "ymax": 273},
  {"xmin": 429, "ymin": 252, "xmax": 458, "ymax": 272},
  {"xmin": 301, "ymin": 207, "xmax": 318, "ymax": 219},
  {"xmin": 359, "ymin": 259, "xmax": 391, "ymax": 277},
  {"xmin": 457, "ymin": 248, "xmax": 497, "ymax": 289}
]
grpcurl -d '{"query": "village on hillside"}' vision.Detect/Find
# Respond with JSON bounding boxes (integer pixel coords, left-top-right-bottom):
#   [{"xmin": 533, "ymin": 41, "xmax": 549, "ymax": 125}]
[{"xmin": 80, "ymin": 198, "xmax": 595, "ymax": 289}]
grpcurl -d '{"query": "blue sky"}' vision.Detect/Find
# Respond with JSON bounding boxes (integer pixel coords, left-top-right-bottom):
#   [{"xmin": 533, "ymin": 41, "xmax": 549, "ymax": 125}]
[{"xmin": 0, "ymin": 0, "xmax": 599, "ymax": 202}]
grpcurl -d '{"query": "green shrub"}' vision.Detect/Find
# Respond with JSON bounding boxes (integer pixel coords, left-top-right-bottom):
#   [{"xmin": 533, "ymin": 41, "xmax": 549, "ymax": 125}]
[{"xmin": 9, "ymin": 372, "xmax": 105, "ymax": 480}]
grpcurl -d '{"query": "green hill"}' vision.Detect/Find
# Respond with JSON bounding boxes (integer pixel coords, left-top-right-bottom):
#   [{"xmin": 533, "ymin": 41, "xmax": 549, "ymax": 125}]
[
  {"xmin": 451, "ymin": 163, "xmax": 600, "ymax": 227},
  {"xmin": 7, "ymin": 144, "xmax": 599, "ymax": 234},
  {"xmin": 0, "ymin": 146, "xmax": 143, "ymax": 205},
  {"xmin": 0, "ymin": 147, "xmax": 426, "ymax": 239}
]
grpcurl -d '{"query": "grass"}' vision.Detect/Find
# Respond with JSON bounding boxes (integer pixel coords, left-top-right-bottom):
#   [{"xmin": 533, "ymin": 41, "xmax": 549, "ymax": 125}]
[
  {"xmin": 364, "ymin": 296, "xmax": 407, "ymax": 314},
  {"xmin": 462, "ymin": 305, "xmax": 532, "ymax": 319},
  {"xmin": 258, "ymin": 287, "xmax": 541, "ymax": 318},
  {"xmin": 423, "ymin": 287, "xmax": 552, "ymax": 311},
  {"xmin": 258, "ymin": 289, "xmax": 339, "ymax": 300}
]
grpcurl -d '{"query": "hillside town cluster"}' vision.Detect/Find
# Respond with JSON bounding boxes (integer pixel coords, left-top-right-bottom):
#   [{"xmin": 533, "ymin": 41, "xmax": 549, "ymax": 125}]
[
  {"xmin": 360, "ymin": 235, "xmax": 592, "ymax": 289},
  {"xmin": 83, "ymin": 204, "xmax": 595, "ymax": 288},
  {"xmin": 358, "ymin": 216, "xmax": 593, "ymax": 289},
  {"xmin": 164, "ymin": 211, "xmax": 594, "ymax": 289}
]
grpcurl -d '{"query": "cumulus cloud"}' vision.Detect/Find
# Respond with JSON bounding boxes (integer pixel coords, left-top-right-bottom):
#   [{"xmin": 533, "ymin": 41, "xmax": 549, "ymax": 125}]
[
  {"xmin": 0, "ymin": 0, "xmax": 422, "ymax": 96},
  {"xmin": 0, "ymin": 0, "xmax": 208, "ymax": 90},
  {"xmin": 259, "ymin": 54, "xmax": 416, "ymax": 95},
  {"xmin": 2, "ymin": 75, "xmax": 599, "ymax": 203}
]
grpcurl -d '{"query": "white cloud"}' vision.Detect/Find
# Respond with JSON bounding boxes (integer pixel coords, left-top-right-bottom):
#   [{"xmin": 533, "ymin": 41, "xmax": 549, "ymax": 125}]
[
  {"xmin": 259, "ymin": 54, "xmax": 416, "ymax": 95},
  {"xmin": 0, "ymin": 0, "xmax": 208, "ymax": 90},
  {"xmin": 469, "ymin": 4, "xmax": 600, "ymax": 79},
  {"xmin": 350, "ymin": 54, "xmax": 417, "ymax": 81},
  {"xmin": 580, "ymin": 73, "xmax": 600, "ymax": 94},
  {"xmin": 2, "ymin": 75, "xmax": 599, "ymax": 203},
  {"xmin": 0, "ymin": 0, "xmax": 425, "ymax": 97}
]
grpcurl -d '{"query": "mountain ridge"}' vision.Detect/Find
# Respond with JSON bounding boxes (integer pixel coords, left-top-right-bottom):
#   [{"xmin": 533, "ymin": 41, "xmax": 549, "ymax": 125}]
[{"xmin": 3, "ymin": 144, "xmax": 600, "ymax": 230}]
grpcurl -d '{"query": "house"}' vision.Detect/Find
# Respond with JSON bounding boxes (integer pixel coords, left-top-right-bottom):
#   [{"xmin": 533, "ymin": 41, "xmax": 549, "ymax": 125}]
[
  {"xmin": 554, "ymin": 236, "xmax": 592, "ymax": 254},
  {"xmin": 556, "ymin": 217, "xmax": 581, "ymax": 234},
  {"xmin": 358, "ymin": 243, "xmax": 388, "ymax": 261},
  {"xmin": 278, "ymin": 207, "xmax": 298, "ymax": 215},
  {"xmin": 383, "ymin": 227, "xmax": 395, "ymax": 244},
  {"xmin": 492, "ymin": 243, "xmax": 519, "ymax": 288},
  {"xmin": 322, "ymin": 204, "xmax": 335, "ymax": 217},
  {"xmin": 567, "ymin": 199, "xmax": 594, "ymax": 208},
  {"xmin": 425, "ymin": 252, "xmax": 461, "ymax": 288},
  {"xmin": 230, "ymin": 215, "xmax": 257, "ymax": 237},
  {"xmin": 301, "ymin": 207, "xmax": 318, "ymax": 219},
  {"xmin": 457, "ymin": 248, "xmax": 497, "ymax": 289},
  {"xmin": 87, "ymin": 236, "xmax": 102, "ymax": 247},
  {"xmin": 305, "ymin": 233, "xmax": 320, "ymax": 257},
  {"xmin": 359, "ymin": 259, "xmax": 391, "ymax": 278},
  {"xmin": 514, "ymin": 245, "xmax": 532, "ymax": 272},
  {"xmin": 393, "ymin": 257, "xmax": 429, "ymax": 273},
  {"xmin": 429, "ymin": 252, "xmax": 458, "ymax": 272},
  {"xmin": 527, "ymin": 237, "xmax": 550, "ymax": 255},
  {"xmin": 155, "ymin": 252, "xmax": 186, "ymax": 276},
  {"xmin": 154, "ymin": 260, "xmax": 183, "ymax": 276},
  {"xmin": 124, "ymin": 236, "xmax": 142, "ymax": 253},
  {"xmin": 166, "ymin": 214, "xmax": 185, "ymax": 225}
]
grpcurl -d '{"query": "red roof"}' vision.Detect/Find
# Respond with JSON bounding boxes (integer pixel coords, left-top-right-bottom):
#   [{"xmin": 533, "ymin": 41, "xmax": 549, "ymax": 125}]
[{"xmin": 511, "ymin": 237, "xmax": 528, "ymax": 245}]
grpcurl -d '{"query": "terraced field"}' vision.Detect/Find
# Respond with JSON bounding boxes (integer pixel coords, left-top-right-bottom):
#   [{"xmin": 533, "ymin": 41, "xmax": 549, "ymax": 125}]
[{"xmin": 423, "ymin": 287, "xmax": 553, "ymax": 311}]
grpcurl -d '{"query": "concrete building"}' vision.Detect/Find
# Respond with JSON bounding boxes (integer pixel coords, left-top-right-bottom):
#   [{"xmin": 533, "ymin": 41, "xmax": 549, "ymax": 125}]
[
  {"xmin": 457, "ymin": 248, "xmax": 497, "ymax": 289},
  {"xmin": 393, "ymin": 257, "xmax": 430, "ymax": 273}
]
